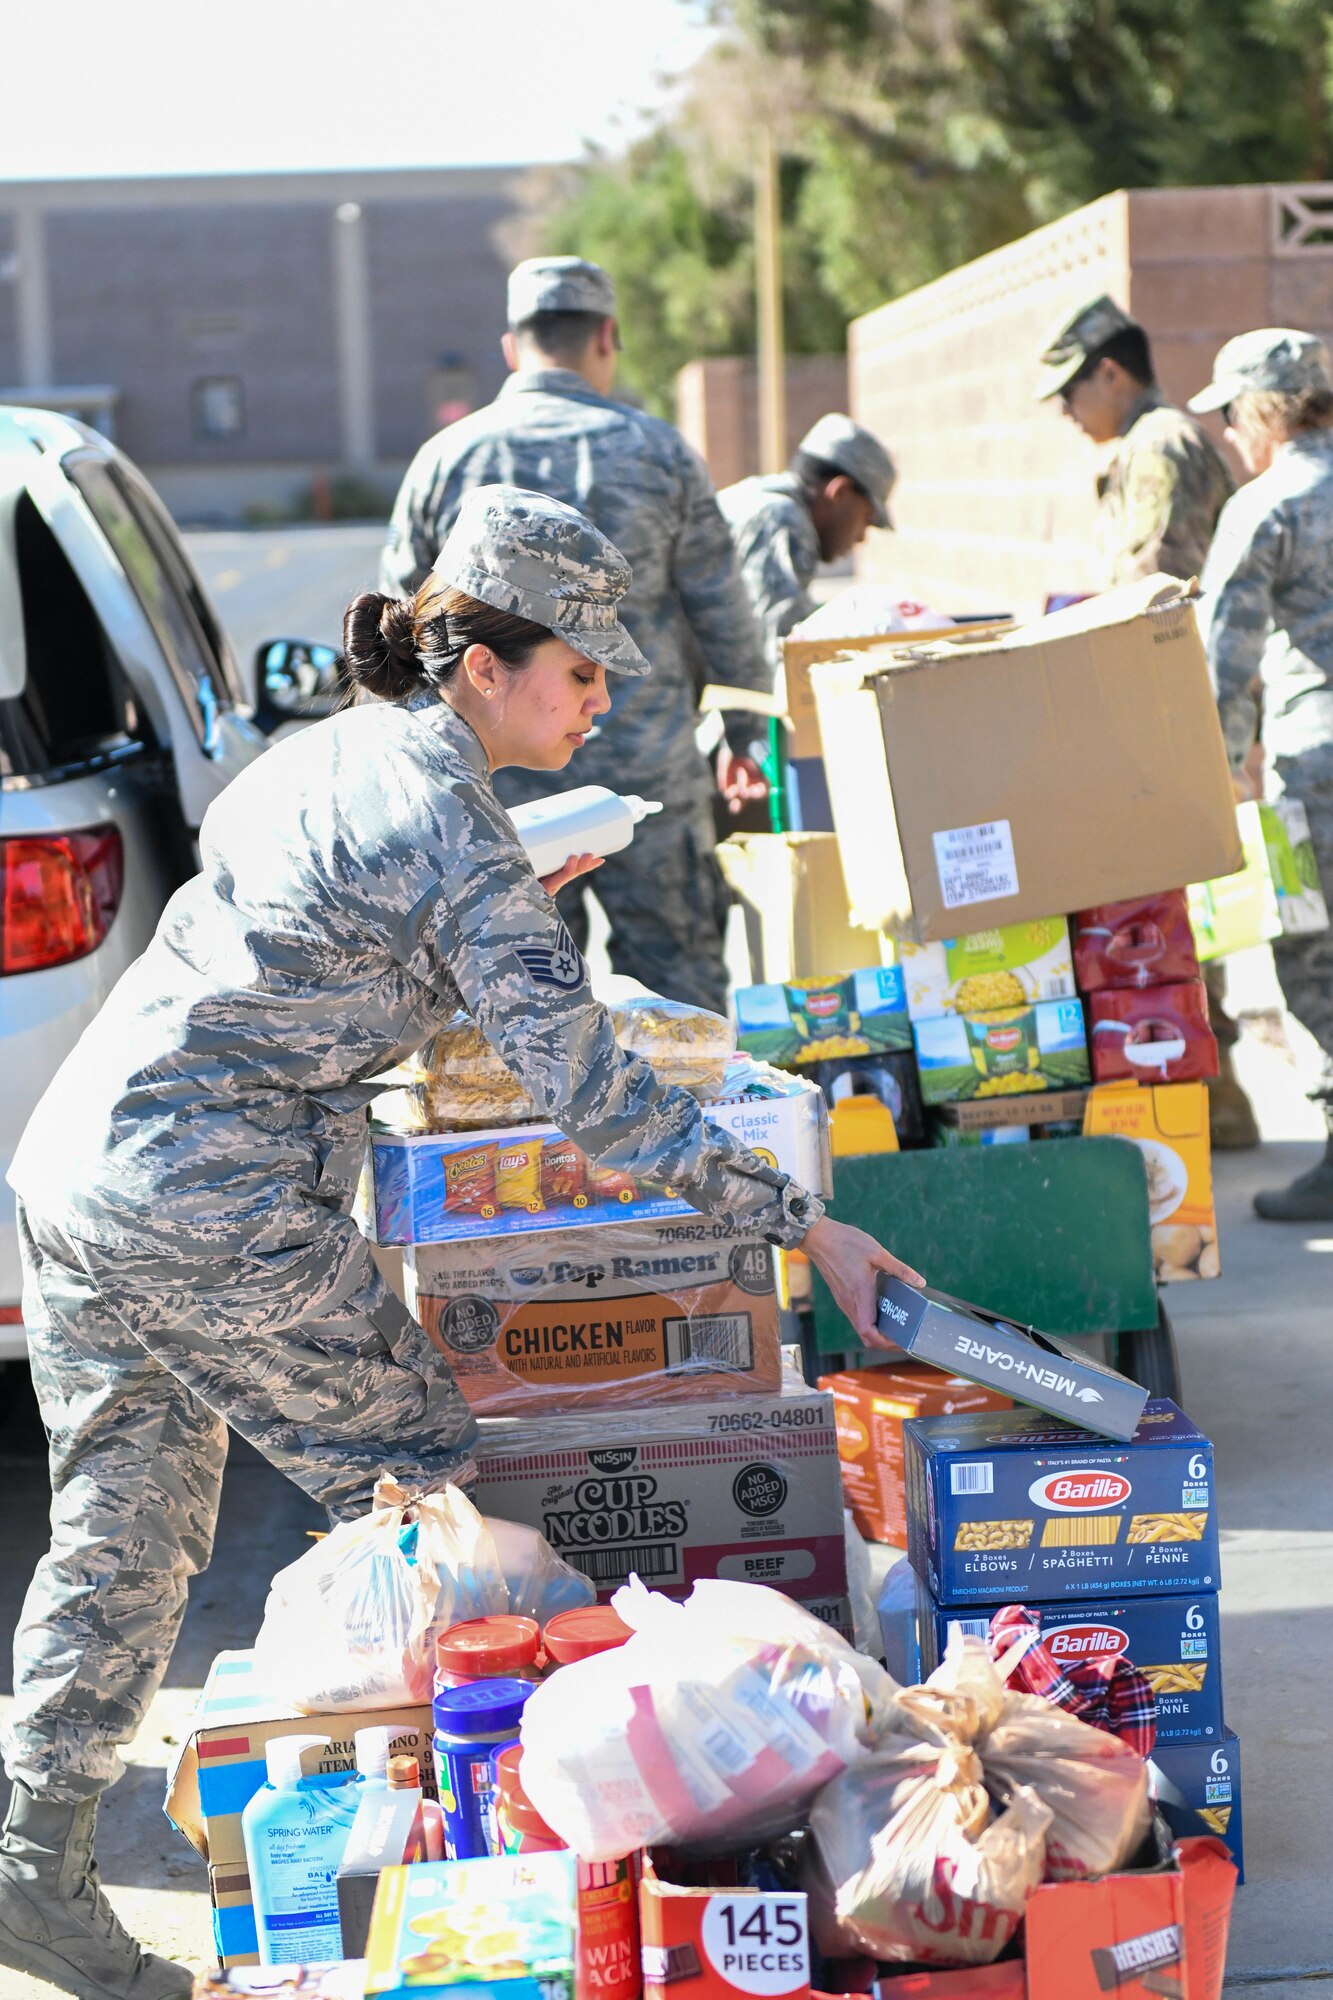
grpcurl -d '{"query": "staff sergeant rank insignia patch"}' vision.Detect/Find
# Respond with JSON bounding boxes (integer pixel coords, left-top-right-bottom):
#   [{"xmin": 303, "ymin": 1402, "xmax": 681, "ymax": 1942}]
[{"xmin": 514, "ymin": 927, "xmax": 586, "ymax": 992}]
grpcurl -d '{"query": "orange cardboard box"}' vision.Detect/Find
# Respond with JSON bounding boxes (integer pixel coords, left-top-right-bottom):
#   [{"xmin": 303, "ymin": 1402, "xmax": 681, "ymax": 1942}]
[
  {"xmin": 817, "ymin": 1363, "xmax": 1011, "ymax": 1545},
  {"xmin": 1083, "ymin": 1083, "xmax": 1218, "ymax": 1284},
  {"xmin": 641, "ymin": 1868, "xmax": 810, "ymax": 2000},
  {"xmin": 1024, "ymin": 1835, "xmax": 1236, "ymax": 2000}
]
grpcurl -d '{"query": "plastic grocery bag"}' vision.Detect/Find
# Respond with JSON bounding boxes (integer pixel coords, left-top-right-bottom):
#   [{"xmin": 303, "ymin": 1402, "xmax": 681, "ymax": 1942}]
[
  {"xmin": 518, "ymin": 1578, "xmax": 895, "ymax": 1861},
  {"xmin": 843, "ymin": 1512, "xmax": 881, "ymax": 1661},
  {"xmin": 803, "ymin": 1740, "xmax": 1051, "ymax": 1965},
  {"xmin": 254, "ymin": 1477, "xmax": 508, "ymax": 1710},
  {"xmin": 483, "ymin": 1516, "xmax": 595, "ymax": 1622}
]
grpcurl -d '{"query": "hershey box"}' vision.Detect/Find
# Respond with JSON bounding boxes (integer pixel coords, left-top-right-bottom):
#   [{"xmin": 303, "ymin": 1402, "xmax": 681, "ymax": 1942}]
[
  {"xmin": 918, "ymin": 1582, "xmax": 1224, "ymax": 1741},
  {"xmin": 470, "ymin": 1383, "xmax": 848, "ymax": 1611},
  {"xmin": 902, "ymin": 1399, "xmax": 1219, "ymax": 1603},
  {"xmin": 1150, "ymin": 1730, "xmax": 1244, "ymax": 1880},
  {"xmin": 876, "ymin": 1277, "xmax": 1148, "ymax": 1439}
]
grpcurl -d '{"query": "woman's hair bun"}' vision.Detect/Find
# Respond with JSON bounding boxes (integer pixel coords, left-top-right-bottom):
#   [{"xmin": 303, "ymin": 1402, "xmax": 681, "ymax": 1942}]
[{"xmin": 341, "ymin": 591, "xmax": 426, "ymax": 703}]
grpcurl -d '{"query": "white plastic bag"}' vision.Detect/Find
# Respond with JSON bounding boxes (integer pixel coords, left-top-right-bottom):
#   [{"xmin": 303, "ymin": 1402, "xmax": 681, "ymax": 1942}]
[
  {"xmin": 254, "ymin": 1477, "xmax": 507, "ymax": 1710},
  {"xmin": 842, "ymin": 1511, "xmax": 881, "ymax": 1661},
  {"xmin": 483, "ymin": 1516, "xmax": 595, "ymax": 1622},
  {"xmin": 517, "ymin": 1578, "xmax": 894, "ymax": 1861}
]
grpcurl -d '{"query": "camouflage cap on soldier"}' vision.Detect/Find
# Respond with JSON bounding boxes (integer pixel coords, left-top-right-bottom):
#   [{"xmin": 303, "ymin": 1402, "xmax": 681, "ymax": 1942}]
[
  {"xmin": 507, "ymin": 256, "xmax": 617, "ymax": 326},
  {"xmin": 797, "ymin": 412, "xmax": 897, "ymax": 528},
  {"xmin": 432, "ymin": 483, "xmax": 650, "ymax": 677},
  {"xmin": 1188, "ymin": 328, "xmax": 1333, "ymax": 413},
  {"xmin": 1035, "ymin": 294, "xmax": 1139, "ymax": 400}
]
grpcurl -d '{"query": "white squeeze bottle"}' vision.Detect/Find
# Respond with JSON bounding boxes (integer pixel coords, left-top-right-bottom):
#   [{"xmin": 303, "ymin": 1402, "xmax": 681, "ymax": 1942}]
[
  {"xmin": 241, "ymin": 1734, "xmax": 361, "ymax": 1966},
  {"xmin": 508, "ymin": 786, "xmax": 662, "ymax": 878},
  {"xmin": 354, "ymin": 1725, "xmax": 395, "ymax": 1794}
]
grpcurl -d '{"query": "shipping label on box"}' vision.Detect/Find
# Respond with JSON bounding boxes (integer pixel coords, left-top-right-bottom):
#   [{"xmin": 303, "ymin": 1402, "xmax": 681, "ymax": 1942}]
[
  {"xmin": 641, "ymin": 1873, "xmax": 810, "ymax": 2000},
  {"xmin": 898, "ymin": 919, "xmax": 1074, "ymax": 1022},
  {"xmin": 405, "ymin": 1220, "xmax": 781, "ymax": 1415},
  {"xmin": 734, "ymin": 968, "xmax": 911, "ymax": 1065},
  {"xmin": 1084, "ymin": 1082, "xmax": 1218, "ymax": 1283},
  {"xmin": 913, "ymin": 999, "xmax": 1089, "ymax": 1106},
  {"xmin": 1151, "ymin": 1731, "xmax": 1244, "ymax": 1880},
  {"xmin": 470, "ymin": 1385, "xmax": 847, "ymax": 1604},
  {"xmin": 921, "ymin": 1585, "xmax": 1224, "ymax": 1741},
  {"xmin": 902, "ymin": 1399, "xmax": 1219, "ymax": 1603},
  {"xmin": 817, "ymin": 1363, "xmax": 1011, "ymax": 1546}
]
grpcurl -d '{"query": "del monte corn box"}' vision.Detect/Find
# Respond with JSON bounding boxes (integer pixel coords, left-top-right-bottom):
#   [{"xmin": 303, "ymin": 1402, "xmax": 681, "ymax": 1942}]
[
  {"xmin": 896, "ymin": 918, "xmax": 1074, "ymax": 1022},
  {"xmin": 734, "ymin": 967, "xmax": 910, "ymax": 1068},
  {"xmin": 913, "ymin": 997, "xmax": 1089, "ymax": 1105}
]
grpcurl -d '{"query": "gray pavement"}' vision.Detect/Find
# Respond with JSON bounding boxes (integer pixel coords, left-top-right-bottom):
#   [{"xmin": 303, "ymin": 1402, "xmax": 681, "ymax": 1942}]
[{"xmin": 186, "ymin": 523, "xmax": 388, "ymax": 694}]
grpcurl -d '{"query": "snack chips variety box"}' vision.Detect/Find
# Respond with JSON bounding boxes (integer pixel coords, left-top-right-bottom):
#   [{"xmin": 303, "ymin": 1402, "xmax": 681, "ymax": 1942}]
[
  {"xmin": 816, "ymin": 1362, "xmax": 1011, "ymax": 1545},
  {"xmin": 913, "ymin": 998, "xmax": 1089, "ymax": 1106},
  {"xmin": 404, "ymin": 1220, "xmax": 781, "ymax": 1415},
  {"xmin": 640, "ymin": 1872, "xmax": 811, "ymax": 2000},
  {"xmin": 1151, "ymin": 1730, "xmax": 1244, "ymax": 1880},
  {"xmin": 1083, "ymin": 1082, "xmax": 1218, "ymax": 1284},
  {"xmin": 1073, "ymin": 893, "xmax": 1199, "ymax": 991},
  {"xmin": 896, "ymin": 918, "xmax": 1075, "ymax": 1022},
  {"xmin": 919, "ymin": 1583, "xmax": 1224, "ymax": 1740},
  {"xmin": 902, "ymin": 1399, "xmax": 1219, "ymax": 1603},
  {"xmin": 1088, "ymin": 980, "xmax": 1219, "ymax": 1085},
  {"xmin": 363, "ymin": 1851, "xmax": 578, "ymax": 2000},
  {"xmin": 733, "ymin": 968, "xmax": 910, "ymax": 1066}
]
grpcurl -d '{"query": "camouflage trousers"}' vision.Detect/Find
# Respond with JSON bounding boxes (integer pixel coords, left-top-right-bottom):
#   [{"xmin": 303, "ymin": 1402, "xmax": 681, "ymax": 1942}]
[
  {"xmin": 1272, "ymin": 747, "xmax": 1333, "ymax": 1102},
  {"xmin": 5, "ymin": 1202, "xmax": 477, "ymax": 1803}
]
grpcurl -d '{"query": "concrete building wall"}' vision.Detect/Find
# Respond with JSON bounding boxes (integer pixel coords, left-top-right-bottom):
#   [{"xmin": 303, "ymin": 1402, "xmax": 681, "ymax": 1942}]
[
  {"xmin": 675, "ymin": 352, "xmax": 849, "ymax": 490},
  {"xmin": 848, "ymin": 183, "xmax": 1333, "ymax": 618}
]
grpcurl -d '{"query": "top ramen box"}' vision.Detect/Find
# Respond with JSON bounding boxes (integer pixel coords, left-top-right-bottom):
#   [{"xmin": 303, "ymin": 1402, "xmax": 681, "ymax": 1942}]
[{"xmin": 902, "ymin": 1399, "xmax": 1219, "ymax": 1603}]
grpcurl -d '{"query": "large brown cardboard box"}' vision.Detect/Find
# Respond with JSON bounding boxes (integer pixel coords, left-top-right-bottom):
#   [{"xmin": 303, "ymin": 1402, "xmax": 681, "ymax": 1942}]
[
  {"xmin": 718, "ymin": 832, "xmax": 865, "ymax": 980},
  {"xmin": 811, "ymin": 577, "xmax": 1243, "ymax": 941}
]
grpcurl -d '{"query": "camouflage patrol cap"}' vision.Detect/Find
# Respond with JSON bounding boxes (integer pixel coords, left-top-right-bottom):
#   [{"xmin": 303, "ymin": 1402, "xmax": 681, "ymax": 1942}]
[
  {"xmin": 432, "ymin": 484, "xmax": 649, "ymax": 677},
  {"xmin": 507, "ymin": 256, "xmax": 617, "ymax": 326},
  {"xmin": 1188, "ymin": 327, "xmax": 1333, "ymax": 412},
  {"xmin": 1035, "ymin": 294, "xmax": 1139, "ymax": 400},
  {"xmin": 797, "ymin": 412, "xmax": 897, "ymax": 528}
]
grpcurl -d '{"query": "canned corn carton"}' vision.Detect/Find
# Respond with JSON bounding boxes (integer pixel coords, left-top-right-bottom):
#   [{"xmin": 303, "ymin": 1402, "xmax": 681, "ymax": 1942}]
[
  {"xmin": 902, "ymin": 1399, "xmax": 1219, "ymax": 1602},
  {"xmin": 733, "ymin": 967, "xmax": 911, "ymax": 1066},
  {"xmin": 917, "ymin": 1581, "xmax": 1224, "ymax": 1740},
  {"xmin": 896, "ymin": 919, "xmax": 1075, "ymax": 1023},
  {"xmin": 913, "ymin": 998, "xmax": 1089, "ymax": 1106}
]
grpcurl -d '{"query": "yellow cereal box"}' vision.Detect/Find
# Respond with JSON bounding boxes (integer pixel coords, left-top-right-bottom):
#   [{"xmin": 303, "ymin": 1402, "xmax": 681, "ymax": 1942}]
[{"xmin": 1083, "ymin": 1082, "xmax": 1218, "ymax": 1282}]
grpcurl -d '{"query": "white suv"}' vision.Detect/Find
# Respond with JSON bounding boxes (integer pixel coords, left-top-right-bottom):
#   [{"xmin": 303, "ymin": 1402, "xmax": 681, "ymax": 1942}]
[{"xmin": 0, "ymin": 407, "xmax": 336, "ymax": 1356}]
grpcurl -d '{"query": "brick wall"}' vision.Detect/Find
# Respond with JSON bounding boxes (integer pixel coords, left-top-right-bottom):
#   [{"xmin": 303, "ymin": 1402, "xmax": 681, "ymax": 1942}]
[
  {"xmin": 675, "ymin": 352, "xmax": 849, "ymax": 489},
  {"xmin": 849, "ymin": 183, "xmax": 1333, "ymax": 618}
]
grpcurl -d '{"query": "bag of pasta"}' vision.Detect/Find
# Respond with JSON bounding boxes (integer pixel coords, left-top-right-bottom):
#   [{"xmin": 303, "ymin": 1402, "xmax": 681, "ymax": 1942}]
[{"xmin": 610, "ymin": 994, "xmax": 735, "ymax": 1100}]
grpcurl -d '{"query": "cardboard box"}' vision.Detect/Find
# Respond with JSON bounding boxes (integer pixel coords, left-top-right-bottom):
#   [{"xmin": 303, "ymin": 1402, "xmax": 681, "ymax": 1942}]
[
  {"xmin": 364, "ymin": 1852, "xmax": 578, "ymax": 2000},
  {"xmin": 338, "ymin": 1790, "xmax": 430, "ymax": 1959},
  {"xmin": 1189, "ymin": 798, "xmax": 1329, "ymax": 957},
  {"xmin": 816, "ymin": 1361, "xmax": 1011, "ymax": 1545},
  {"xmin": 470, "ymin": 1382, "xmax": 848, "ymax": 1606},
  {"xmin": 366, "ymin": 1068, "xmax": 830, "ymax": 1246},
  {"xmin": 403, "ymin": 1220, "xmax": 781, "ymax": 1415},
  {"xmin": 896, "ymin": 919, "xmax": 1075, "ymax": 1021},
  {"xmin": 1073, "ymin": 893, "xmax": 1199, "ymax": 992},
  {"xmin": 195, "ymin": 1965, "xmax": 366, "ymax": 1998},
  {"xmin": 920, "ymin": 1585, "xmax": 1225, "ymax": 1740},
  {"xmin": 810, "ymin": 1049, "xmax": 924, "ymax": 1146},
  {"xmin": 810, "ymin": 577, "xmax": 1243, "ymax": 941},
  {"xmin": 1088, "ymin": 981, "xmax": 1219, "ymax": 1086},
  {"xmin": 913, "ymin": 998, "xmax": 1090, "ymax": 1106},
  {"xmin": 734, "ymin": 968, "xmax": 911, "ymax": 1066},
  {"xmin": 1151, "ymin": 1731, "xmax": 1244, "ymax": 1880},
  {"xmin": 876, "ymin": 1278, "xmax": 1148, "ymax": 1440},
  {"xmin": 640, "ymin": 1870, "xmax": 810, "ymax": 2000},
  {"xmin": 932, "ymin": 1087, "xmax": 1089, "ymax": 1133},
  {"xmin": 1268, "ymin": 796, "xmax": 1330, "ymax": 933},
  {"xmin": 208, "ymin": 1861, "xmax": 258, "ymax": 1970},
  {"xmin": 1083, "ymin": 1083, "xmax": 1218, "ymax": 1284},
  {"xmin": 164, "ymin": 1650, "xmax": 435, "ymax": 1873},
  {"xmin": 1022, "ymin": 1830, "xmax": 1236, "ymax": 2000},
  {"xmin": 901, "ymin": 1398, "xmax": 1220, "ymax": 1604},
  {"xmin": 871, "ymin": 1968, "xmax": 1023, "ymax": 1999},
  {"xmin": 717, "ymin": 833, "xmax": 866, "ymax": 981}
]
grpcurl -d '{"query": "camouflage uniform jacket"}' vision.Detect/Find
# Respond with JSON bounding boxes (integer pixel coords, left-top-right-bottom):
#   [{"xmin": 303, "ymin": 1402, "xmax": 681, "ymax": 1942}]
[
  {"xmin": 7, "ymin": 698, "xmax": 821, "ymax": 1275},
  {"xmin": 717, "ymin": 471, "xmax": 821, "ymax": 676},
  {"xmin": 1099, "ymin": 389, "xmax": 1235, "ymax": 585},
  {"xmin": 1197, "ymin": 428, "xmax": 1333, "ymax": 765},
  {"xmin": 380, "ymin": 369, "xmax": 770, "ymax": 808}
]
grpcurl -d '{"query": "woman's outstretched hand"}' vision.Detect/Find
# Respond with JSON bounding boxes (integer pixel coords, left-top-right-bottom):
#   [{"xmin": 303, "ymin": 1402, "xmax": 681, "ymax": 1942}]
[
  {"xmin": 801, "ymin": 1215, "xmax": 925, "ymax": 1349},
  {"xmin": 538, "ymin": 851, "xmax": 604, "ymax": 897}
]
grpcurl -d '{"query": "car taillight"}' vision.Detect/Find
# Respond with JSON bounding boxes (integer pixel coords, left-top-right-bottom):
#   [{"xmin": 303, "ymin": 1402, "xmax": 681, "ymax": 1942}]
[
  {"xmin": 0, "ymin": 826, "xmax": 125, "ymax": 976},
  {"xmin": 0, "ymin": 1306, "xmax": 22, "ymax": 1325}
]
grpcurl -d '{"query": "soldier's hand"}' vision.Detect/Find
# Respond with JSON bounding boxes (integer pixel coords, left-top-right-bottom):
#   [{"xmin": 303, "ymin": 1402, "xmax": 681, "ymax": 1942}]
[
  {"xmin": 539, "ymin": 852, "xmax": 604, "ymax": 897},
  {"xmin": 801, "ymin": 1215, "xmax": 925, "ymax": 1349},
  {"xmin": 716, "ymin": 747, "xmax": 769, "ymax": 815}
]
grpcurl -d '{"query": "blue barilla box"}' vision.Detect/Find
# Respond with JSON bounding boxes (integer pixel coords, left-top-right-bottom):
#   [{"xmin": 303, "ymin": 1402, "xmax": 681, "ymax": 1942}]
[
  {"xmin": 903, "ymin": 1398, "xmax": 1220, "ymax": 1603},
  {"xmin": 917, "ymin": 1578, "xmax": 1224, "ymax": 1741},
  {"xmin": 1151, "ymin": 1729, "xmax": 1244, "ymax": 1881}
]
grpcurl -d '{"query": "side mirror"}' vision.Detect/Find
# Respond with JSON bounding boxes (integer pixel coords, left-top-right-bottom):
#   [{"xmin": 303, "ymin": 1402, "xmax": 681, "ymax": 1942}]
[{"xmin": 252, "ymin": 639, "xmax": 343, "ymax": 733}]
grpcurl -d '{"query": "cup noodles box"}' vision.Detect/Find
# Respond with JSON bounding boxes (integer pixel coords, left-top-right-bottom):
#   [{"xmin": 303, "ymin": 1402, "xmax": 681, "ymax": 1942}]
[
  {"xmin": 913, "ymin": 998, "xmax": 1089, "ymax": 1107},
  {"xmin": 1151, "ymin": 1731, "xmax": 1244, "ymax": 1880},
  {"xmin": 469, "ymin": 1382, "xmax": 849, "ymax": 1619},
  {"xmin": 816, "ymin": 1362, "xmax": 1011, "ymax": 1546},
  {"xmin": 903, "ymin": 1399, "xmax": 1219, "ymax": 1604},
  {"xmin": 403, "ymin": 1219, "xmax": 781, "ymax": 1415},
  {"xmin": 1084, "ymin": 1083, "xmax": 1218, "ymax": 1284},
  {"xmin": 918, "ymin": 1584, "xmax": 1224, "ymax": 1741},
  {"xmin": 365, "ymin": 1067, "xmax": 830, "ymax": 1246},
  {"xmin": 1089, "ymin": 981, "xmax": 1219, "ymax": 1085},
  {"xmin": 896, "ymin": 918, "xmax": 1075, "ymax": 1022},
  {"xmin": 733, "ymin": 967, "xmax": 910, "ymax": 1067},
  {"xmin": 1073, "ymin": 893, "xmax": 1199, "ymax": 992}
]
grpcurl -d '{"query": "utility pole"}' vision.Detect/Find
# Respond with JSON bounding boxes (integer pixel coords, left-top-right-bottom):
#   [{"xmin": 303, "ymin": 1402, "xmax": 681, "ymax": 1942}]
[{"xmin": 755, "ymin": 125, "xmax": 786, "ymax": 474}]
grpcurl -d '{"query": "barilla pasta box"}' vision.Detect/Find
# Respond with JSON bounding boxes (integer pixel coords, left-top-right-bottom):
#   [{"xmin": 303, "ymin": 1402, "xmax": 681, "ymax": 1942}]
[
  {"xmin": 896, "ymin": 918, "xmax": 1075, "ymax": 1023},
  {"xmin": 875, "ymin": 1278, "xmax": 1148, "ymax": 1439},
  {"xmin": 363, "ymin": 1852, "xmax": 577, "ymax": 2000},
  {"xmin": 1150, "ymin": 1731, "xmax": 1244, "ymax": 1881},
  {"xmin": 902, "ymin": 1399, "xmax": 1219, "ymax": 1603},
  {"xmin": 733, "ymin": 967, "xmax": 910, "ymax": 1065},
  {"xmin": 640, "ymin": 1869, "xmax": 810, "ymax": 2000},
  {"xmin": 917, "ymin": 1582, "xmax": 1224, "ymax": 1740}
]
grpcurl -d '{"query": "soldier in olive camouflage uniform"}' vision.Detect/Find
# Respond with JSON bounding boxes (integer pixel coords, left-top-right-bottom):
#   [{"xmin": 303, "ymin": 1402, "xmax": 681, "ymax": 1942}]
[
  {"xmin": 1191, "ymin": 331, "xmax": 1333, "ymax": 1219},
  {"xmin": 382, "ymin": 257, "xmax": 773, "ymax": 1015},
  {"xmin": 1, "ymin": 486, "xmax": 826, "ymax": 2000}
]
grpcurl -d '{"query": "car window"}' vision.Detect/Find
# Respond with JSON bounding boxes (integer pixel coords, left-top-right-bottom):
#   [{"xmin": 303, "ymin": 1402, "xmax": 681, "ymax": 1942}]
[{"xmin": 67, "ymin": 458, "xmax": 239, "ymax": 749}]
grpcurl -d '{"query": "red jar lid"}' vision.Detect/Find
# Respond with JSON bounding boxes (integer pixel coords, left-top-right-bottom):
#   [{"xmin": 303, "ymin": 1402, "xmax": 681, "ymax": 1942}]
[
  {"xmin": 494, "ymin": 1743, "xmax": 560, "ymax": 1839},
  {"xmin": 435, "ymin": 1614, "xmax": 540, "ymax": 1678},
  {"xmin": 542, "ymin": 1606, "xmax": 633, "ymax": 1665}
]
